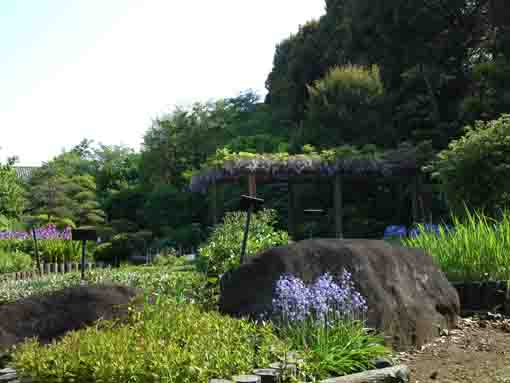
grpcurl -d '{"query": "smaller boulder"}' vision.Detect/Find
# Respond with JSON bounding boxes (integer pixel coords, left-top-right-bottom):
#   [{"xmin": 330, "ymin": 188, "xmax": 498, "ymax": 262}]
[{"xmin": 0, "ymin": 284, "xmax": 142, "ymax": 352}]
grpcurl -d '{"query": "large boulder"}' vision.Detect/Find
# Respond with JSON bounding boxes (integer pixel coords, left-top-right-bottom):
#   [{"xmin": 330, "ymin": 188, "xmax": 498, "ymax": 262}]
[{"xmin": 219, "ymin": 239, "xmax": 460, "ymax": 350}]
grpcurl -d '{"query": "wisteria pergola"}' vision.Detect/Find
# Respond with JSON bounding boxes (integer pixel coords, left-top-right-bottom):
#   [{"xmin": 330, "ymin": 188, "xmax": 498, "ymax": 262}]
[{"xmin": 189, "ymin": 145, "xmax": 433, "ymax": 238}]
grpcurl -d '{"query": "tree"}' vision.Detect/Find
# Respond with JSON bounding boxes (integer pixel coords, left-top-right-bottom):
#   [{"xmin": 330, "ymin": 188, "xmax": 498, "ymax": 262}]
[
  {"xmin": 304, "ymin": 64, "xmax": 385, "ymax": 148},
  {"xmin": 265, "ymin": 18, "xmax": 349, "ymax": 126},
  {"xmin": 68, "ymin": 174, "xmax": 106, "ymax": 228},
  {"xmin": 27, "ymin": 167, "xmax": 76, "ymax": 227}
]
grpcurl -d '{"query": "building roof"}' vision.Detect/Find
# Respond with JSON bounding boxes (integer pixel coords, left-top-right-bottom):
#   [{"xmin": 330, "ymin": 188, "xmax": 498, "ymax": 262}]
[{"xmin": 13, "ymin": 166, "xmax": 40, "ymax": 181}]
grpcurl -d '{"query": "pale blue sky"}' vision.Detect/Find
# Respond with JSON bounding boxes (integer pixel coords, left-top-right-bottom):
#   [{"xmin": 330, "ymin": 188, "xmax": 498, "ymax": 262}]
[{"xmin": 0, "ymin": 1, "xmax": 325, "ymax": 166}]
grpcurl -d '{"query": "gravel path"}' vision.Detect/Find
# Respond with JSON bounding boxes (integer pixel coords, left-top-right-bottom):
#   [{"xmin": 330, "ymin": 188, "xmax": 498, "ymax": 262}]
[{"xmin": 396, "ymin": 314, "xmax": 510, "ymax": 383}]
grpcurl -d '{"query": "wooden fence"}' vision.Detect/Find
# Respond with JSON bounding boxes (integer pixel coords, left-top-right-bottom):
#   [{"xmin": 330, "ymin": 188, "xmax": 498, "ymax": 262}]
[{"xmin": 0, "ymin": 262, "xmax": 109, "ymax": 282}]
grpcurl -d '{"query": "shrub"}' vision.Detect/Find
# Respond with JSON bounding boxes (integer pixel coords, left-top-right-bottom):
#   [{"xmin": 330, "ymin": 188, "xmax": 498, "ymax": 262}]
[
  {"xmin": 12, "ymin": 299, "xmax": 285, "ymax": 383},
  {"xmin": 0, "ymin": 249, "xmax": 33, "ymax": 273},
  {"xmin": 424, "ymin": 114, "xmax": 510, "ymax": 217},
  {"xmin": 199, "ymin": 209, "xmax": 289, "ymax": 276}
]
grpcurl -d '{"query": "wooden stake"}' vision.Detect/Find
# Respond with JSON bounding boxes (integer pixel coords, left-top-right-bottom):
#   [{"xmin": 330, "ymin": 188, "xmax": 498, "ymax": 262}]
[{"xmin": 334, "ymin": 173, "xmax": 343, "ymax": 239}]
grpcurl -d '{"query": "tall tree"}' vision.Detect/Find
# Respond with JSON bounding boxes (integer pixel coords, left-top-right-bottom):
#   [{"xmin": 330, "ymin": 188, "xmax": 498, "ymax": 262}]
[{"xmin": 304, "ymin": 64, "xmax": 385, "ymax": 148}]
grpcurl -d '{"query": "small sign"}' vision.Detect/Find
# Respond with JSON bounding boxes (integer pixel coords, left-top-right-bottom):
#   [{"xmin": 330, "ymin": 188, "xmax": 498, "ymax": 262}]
[
  {"xmin": 240, "ymin": 195, "xmax": 264, "ymax": 210},
  {"xmin": 303, "ymin": 209, "xmax": 326, "ymax": 216},
  {"xmin": 72, "ymin": 229, "xmax": 98, "ymax": 242}
]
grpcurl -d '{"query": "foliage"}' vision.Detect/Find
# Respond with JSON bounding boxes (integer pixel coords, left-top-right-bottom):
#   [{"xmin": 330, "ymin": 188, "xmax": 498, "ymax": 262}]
[
  {"xmin": 424, "ymin": 115, "xmax": 510, "ymax": 217},
  {"xmin": 0, "ymin": 249, "xmax": 33, "ymax": 273},
  {"xmin": 198, "ymin": 209, "xmax": 289, "ymax": 276},
  {"xmin": 400, "ymin": 207, "xmax": 510, "ymax": 282},
  {"xmin": 27, "ymin": 167, "xmax": 77, "ymax": 227},
  {"xmin": 270, "ymin": 272, "xmax": 389, "ymax": 381},
  {"xmin": 299, "ymin": 320, "xmax": 390, "ymax": 381},
  {"xmin": 12, "ymin": 299, "xmax": 285, "ymax": 383},
  {"xmin": 0, "ymin": 265, "xmax": 205, "ymax": 305},
  {"xmin": 265, "ymin": 19, "xmax": 348, "ymax": 125},
  {"xmin": 68, "ymin": 174, "xmax": 106, "ymax": 227},
  {"xmin": 304, "ymin": 65, "xmax": 385, "ymax": 147},
  {"xmin": 93, "ymin": 231, "xmax": 151, "ymax": 265},
  {"xmin": 0, "ymin": 159, "xmax": 26, "ymax": 219}
]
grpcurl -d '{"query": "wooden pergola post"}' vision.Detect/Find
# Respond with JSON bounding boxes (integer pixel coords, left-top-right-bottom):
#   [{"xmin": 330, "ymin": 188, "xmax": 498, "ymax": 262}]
[
  {"xmin": 210, "ymin": 180, "xmax": 218, "ymax": 225},
  {"xmin": 248, "ymin": 173, "xmax": 257, "ymax": 196},
  {"xmin": 288, "ymin": 181, "xmax": 297, "ymax": 240},
  {"xmin": 334, "ymin": 173, "xmax": 343, "ymax": 239},
  {"xmin": 410, "ymin": 174, "xmax": 420, "ymax": 225}
]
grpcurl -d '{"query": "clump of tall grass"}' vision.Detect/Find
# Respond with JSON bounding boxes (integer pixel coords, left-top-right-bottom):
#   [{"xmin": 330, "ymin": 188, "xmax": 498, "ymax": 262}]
[{"xmin": 401, "ymin": 207, "xmax": 510, "ymax": 282}]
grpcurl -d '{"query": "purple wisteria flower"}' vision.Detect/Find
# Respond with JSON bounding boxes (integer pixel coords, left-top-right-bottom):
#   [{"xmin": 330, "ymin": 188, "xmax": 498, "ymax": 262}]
[
  {"xmin": 0, "ymin": 224, "xmax": 72, "ymax": 241},
  {"xmin": 272, "ymin": 270, "xmax": 368, "ymax": 323}
]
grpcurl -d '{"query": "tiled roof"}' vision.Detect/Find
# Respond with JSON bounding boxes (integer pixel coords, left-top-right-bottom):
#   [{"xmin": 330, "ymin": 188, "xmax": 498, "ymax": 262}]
[{"xmin": 13, "ymin": 166, "xmax": 40, "ymax": 180}]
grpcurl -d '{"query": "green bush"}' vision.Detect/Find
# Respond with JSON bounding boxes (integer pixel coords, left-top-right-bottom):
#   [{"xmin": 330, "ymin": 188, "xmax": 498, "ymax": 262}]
[
  {"xmin": 0, "ymin": 249, "xmax": 33, "ymax": 273},
  {"xmin": 93, "ymin": 231, "xmax": 146, "ymax": 264},
  {"xmin": 199, "ymin": 209, "xmax": 289, "ymax": 276},
  {"xmin": 424, "ymin": 114, "xmax": 510, "ymax": 217},
  {"xmin": 13, "ymin": 299, "xmax": 285, "ymax": 383}
]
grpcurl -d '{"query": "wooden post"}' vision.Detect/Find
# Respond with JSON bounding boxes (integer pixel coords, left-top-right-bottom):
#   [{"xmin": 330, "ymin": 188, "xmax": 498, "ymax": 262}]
[
  {"xmin": 411, "ymin": 175, "xmax": 419, "ymax": 225},
  {"xmin": 395, "ymin": 181, "xmax": 403, "ymax": 225},
  {"xmin": 210, "ymin": 180, "xmax": 218, "ymax": 225},
  {"xmin": 334, "ymin": 173, "xmax": 343, "ymax": 239},
  {"xmin": 288, "ymin": 182, "xmax": 297, "ymax": 240},
  {"xmin": 31, "ymin": 227, "xmax": 41, "ymax": 276},
  {"xmin": 248, "ymin": 174, "xmax": 256, "ymax": 196}
]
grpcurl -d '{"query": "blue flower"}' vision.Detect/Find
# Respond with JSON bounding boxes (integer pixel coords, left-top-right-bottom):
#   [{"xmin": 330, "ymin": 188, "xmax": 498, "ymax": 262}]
[
  {"xmin": 272, "ymin": 270, "xmax": 367, "ymax": 323},
  {"xmin": 383, "ymin": 225, "xmax": 407, "ymax": 239}
]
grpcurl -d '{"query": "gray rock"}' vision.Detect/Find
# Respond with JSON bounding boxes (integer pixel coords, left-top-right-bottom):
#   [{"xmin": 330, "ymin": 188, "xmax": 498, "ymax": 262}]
[{"xmin": 219, "ymin": 239, "xmax": 460, "ymax": 350}]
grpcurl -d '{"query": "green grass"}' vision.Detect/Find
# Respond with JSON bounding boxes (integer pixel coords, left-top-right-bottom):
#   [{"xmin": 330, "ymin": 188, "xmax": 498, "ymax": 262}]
[
  {"xmin": 276, "ymin": 317, "xmax": 390, "ymax": 380},
  {"xmin": 401, "ymin": 208, "xmax": 510, "ymax": 282}
]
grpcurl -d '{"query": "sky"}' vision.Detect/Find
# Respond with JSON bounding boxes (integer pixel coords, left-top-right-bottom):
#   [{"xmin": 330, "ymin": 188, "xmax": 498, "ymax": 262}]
[{"xmin": 0, "ymin": 1, "xmax": 326, "ymax": 166}]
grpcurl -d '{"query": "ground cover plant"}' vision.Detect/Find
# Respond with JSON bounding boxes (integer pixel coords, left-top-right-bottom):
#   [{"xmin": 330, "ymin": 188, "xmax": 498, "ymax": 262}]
[
  {"xmin": 12, "ymin": 298, "xmax": 285, "ymax": 383},
  {"xmin": 384, "ymin": 208, "xmax": 510, "ymax": 282},
  {"xmin": 0, "ymin": 264, "xmax": 206, "ymax": 306}
]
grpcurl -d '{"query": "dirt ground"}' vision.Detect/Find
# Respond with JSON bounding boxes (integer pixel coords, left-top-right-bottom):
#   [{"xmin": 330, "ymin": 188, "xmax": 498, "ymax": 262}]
[{"xmin": 395, "ymin": 314, "xmax": 510, "ymax": 383}]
